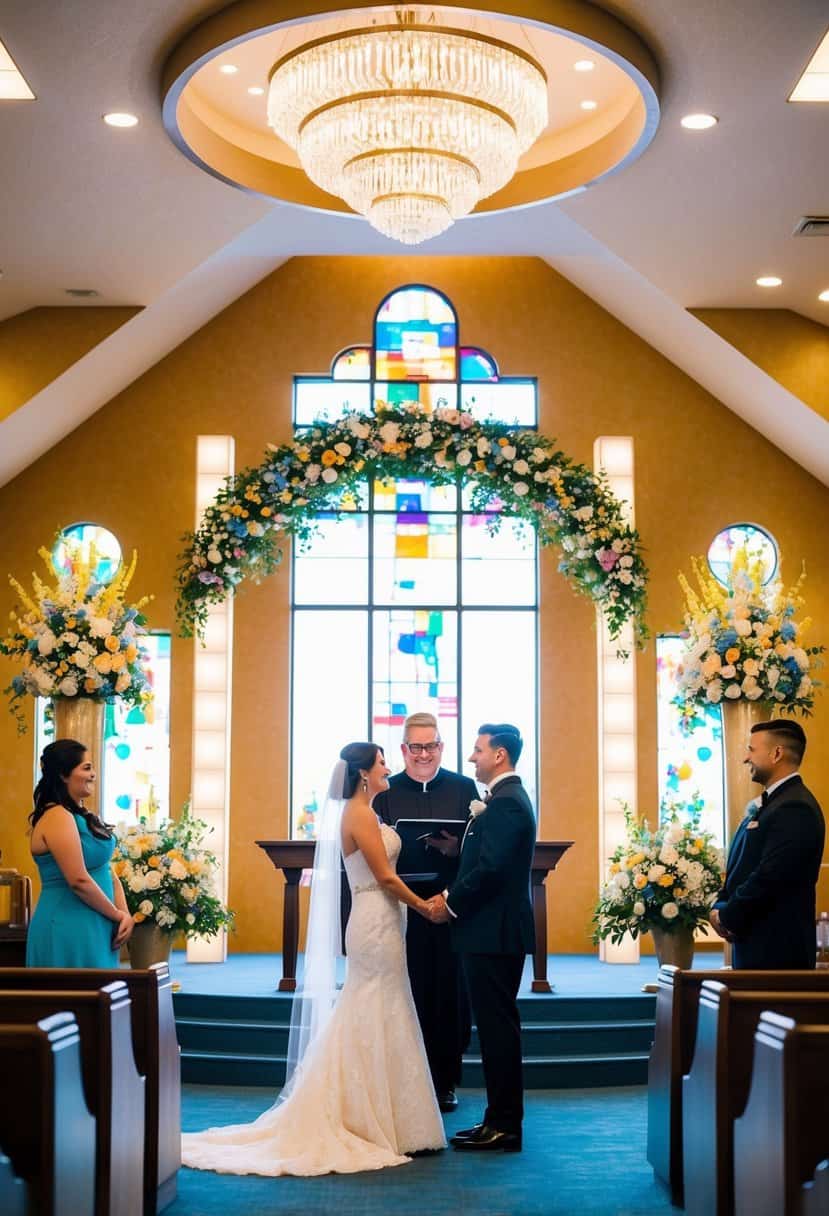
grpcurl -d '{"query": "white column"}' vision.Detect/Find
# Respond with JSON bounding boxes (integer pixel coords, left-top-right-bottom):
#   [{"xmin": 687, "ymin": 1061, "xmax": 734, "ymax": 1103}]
[
  {"xmin": 187, "ymin": 436, "xmax": 234, "ymax": 963},
  {"xmin": 594, "ymin": 436, "xmax": 639, "ymax": 964}
]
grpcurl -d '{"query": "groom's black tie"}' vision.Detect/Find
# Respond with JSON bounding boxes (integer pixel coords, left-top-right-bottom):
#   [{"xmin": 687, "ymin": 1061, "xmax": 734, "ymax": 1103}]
[{"xmin": 760, "ymin": 789, "xmax": 769, "ymax": 809}]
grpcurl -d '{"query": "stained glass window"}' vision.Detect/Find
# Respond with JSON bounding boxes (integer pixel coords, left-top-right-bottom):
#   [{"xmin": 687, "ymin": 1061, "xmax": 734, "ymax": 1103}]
[
  {"xmin": 34, "ymin": 632, "xmax": 172, "ymax": 825},
  {"xmin": 290, "ymin": 285, "xmax": 539, "ymax": 834},
  {"xmin": 656, "ymin": 634, "xmax": 725, "ymax": 846},
  {"xmin": 707, "ymin": 523, "xmax": 778, "ymax": 586},
  {"xmin": 52, "ymin": 523, "xmax": 122, "ymax": 585}
]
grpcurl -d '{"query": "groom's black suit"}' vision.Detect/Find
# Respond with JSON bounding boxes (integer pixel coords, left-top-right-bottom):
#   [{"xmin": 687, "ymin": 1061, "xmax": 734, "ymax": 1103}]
[{"xmin": 446, "ymin": 774, "xmax": 535, "ymax": 1134}]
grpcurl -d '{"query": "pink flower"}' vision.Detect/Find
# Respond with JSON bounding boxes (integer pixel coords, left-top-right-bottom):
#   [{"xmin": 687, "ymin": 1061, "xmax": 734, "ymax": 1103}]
[
  {"xmin": 458, "ymin": 412, "xmax": 475, "ymax": 430},
  {"xmin": 198, "ymin": 571, "xmax": 223, "ymax": 585},
  {"xmin": 597, "ymin": 549, "xmax": 620, "ymax": 572}
]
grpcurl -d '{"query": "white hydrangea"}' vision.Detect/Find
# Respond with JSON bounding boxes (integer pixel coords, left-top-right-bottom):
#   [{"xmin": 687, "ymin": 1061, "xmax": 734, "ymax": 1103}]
[
  {"xmin": 169, "ymin": 859, "xmax": 188, "ymax": 881},
  {"xmin": 661, "ymin": 902, "xmax": 679, "ymax": 919},
  {"xmin": 659, "ymin": 845, "xmax": 679, "ymax": 866},
  {"xmin": 138, "ymin": 900, "xmax": 154, "ymax": 916}
]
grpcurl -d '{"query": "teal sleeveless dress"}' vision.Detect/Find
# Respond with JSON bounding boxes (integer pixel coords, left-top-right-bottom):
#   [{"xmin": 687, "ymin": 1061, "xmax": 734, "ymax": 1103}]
[{"xmin": 26, "ymin": 813, "xmax": 119, "ymax": 968}]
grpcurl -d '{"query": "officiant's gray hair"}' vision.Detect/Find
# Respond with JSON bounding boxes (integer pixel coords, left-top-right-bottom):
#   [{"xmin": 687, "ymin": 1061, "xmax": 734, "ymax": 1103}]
[{"xmin": 403, "ymin": 712, "xmax": 441, "ymax": 740}]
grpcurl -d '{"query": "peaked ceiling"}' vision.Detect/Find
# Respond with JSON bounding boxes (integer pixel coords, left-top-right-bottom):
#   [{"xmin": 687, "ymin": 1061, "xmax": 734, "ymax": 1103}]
[{"xmin": 0, "ymin": 0, "xmax": 827, "ymax": 487}]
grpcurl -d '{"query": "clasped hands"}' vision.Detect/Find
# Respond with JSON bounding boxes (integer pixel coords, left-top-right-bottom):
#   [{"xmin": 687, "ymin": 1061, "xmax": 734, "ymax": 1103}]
[
  {"xmin": 708, "ymin": 908, "xmax": 735, "ymax": 942},
  {"xmin": 422, "ymin": 894, "xmax": 451, "ymax": 924}
]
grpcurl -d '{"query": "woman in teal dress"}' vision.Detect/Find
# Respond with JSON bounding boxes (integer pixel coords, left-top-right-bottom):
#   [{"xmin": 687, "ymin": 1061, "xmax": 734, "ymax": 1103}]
[{"xmin": 26, "ymin": 738, "xmax": 134, "ymax": 967}]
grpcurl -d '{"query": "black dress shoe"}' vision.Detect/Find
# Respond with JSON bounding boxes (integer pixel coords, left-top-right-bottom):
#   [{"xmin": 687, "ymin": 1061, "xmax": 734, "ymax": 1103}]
[
  {"xmin": 452, "ymin": 1125, "xmax": 522, "ymax": 1153},
  {"xmin": 449, "ymin": 1123, "xmax": 484, "ymax": 1143},
  {"xmin": 437, "ymin": 1090, "xmax": 458, "ymax": 1113}
]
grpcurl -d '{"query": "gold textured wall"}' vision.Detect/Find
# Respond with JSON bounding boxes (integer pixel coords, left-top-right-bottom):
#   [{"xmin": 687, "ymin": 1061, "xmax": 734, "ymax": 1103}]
[
  {"xmin": 0, "ymin": 306, "xmax": 141, "ymax": 423},
  {"xmin": 1, "ymin": 256, "xmax": 827, "ymax": 954}
]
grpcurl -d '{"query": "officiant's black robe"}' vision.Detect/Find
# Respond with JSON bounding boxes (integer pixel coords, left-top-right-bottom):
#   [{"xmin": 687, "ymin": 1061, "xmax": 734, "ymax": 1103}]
[{"xmin": 374, "ymin": 767, "xmax": 479, "ymax": 1094}]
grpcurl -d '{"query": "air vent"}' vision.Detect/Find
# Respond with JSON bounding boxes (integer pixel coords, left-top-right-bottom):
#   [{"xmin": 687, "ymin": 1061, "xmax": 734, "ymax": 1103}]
[{"xmin": 793, "ymin": 216, "xmax": 829, "ymax": 237}]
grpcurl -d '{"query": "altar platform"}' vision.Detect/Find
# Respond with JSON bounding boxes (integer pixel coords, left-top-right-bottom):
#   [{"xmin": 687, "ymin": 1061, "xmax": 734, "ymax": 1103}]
[{"xmin": 170, "ymin": 949, "xmax": 724, "ymax": 1090}]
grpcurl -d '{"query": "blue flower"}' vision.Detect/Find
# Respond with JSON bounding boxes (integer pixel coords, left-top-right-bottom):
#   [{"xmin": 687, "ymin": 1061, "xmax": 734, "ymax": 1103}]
[
  {"xmin": 780, "ymin": 621, "xmax": 796, "ymax": 641},
  {"xmin": 715, "ymin": 628, "xmax": 738, "ymax": 654}
]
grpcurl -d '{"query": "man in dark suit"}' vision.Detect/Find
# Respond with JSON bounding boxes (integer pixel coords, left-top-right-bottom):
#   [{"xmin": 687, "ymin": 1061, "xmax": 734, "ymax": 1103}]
[
  {"xmin": 427, "ymin": 723, "xmax": 535, "ymax": 1152},
  {"xmin": 711, "ymin": 719, "xmax": 825, "ymax": 969}
]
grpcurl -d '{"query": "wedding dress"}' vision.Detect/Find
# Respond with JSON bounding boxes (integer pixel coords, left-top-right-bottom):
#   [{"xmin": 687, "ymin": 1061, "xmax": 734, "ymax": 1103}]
[{"xmin": 181, "ymin": 823, "xmax": 446, "ymax": 1176}]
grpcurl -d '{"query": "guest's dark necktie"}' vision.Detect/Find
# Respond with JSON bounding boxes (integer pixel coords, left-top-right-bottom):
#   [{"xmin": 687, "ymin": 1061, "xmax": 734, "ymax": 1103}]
[{"xmin": 760, "ymin": 789, "xmax": 769, "ymax": 809}]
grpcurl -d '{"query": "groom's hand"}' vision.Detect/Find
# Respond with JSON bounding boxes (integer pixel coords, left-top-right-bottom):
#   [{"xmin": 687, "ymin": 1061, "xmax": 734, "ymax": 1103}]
[{"xmin": 425, "ymin": 895, "xmax": 451, "ymax": 924}]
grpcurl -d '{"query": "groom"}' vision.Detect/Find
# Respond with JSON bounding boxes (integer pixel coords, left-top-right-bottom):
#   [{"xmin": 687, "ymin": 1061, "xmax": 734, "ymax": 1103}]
[{"xmin": 427, "ymin": 724, "xmax": 535, "ymax": 1152}]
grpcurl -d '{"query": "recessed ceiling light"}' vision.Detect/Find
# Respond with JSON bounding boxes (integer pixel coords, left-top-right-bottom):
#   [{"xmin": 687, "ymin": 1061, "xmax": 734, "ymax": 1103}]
[
  {"xmin": 789, "ymin": 29, "xmax": 829, "ymax": 102},
  {"xmin": 65, "ymin": 288, "xmax": 100, "ymax": 298},
  {"xmin": 219, "ymin": 64, "xmax": 239, "ymax": 75},
  {"xmin": 681, "ymin": 113, "xmax": 718, "ymax": 130},
  {"xmin": 580, "ymin": 100, "xmax": 598, "ymax": 111},
  {"xmin": 103, "ymin": 112, "xmax": 138, "ymax": 128},
  {"xmin": 818, "ymin": 289, "xmax": 829, "ymax": 302},
  {"xmin": 756, "ymin": 276, "xmax": 782, "ymax": 288},
  {"xmin": 574, "ymin": 59, "xmax": 595, "ymax": 72},
  {"xmin": 248, "ymin": 86, "xmax": 265, "ymax": 96}
]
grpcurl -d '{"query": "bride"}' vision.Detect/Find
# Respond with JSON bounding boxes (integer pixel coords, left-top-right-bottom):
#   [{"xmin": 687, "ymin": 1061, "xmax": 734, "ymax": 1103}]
[{"xmin": 181, "ymin": 741, "xmax": 447, "ymax": 1176}]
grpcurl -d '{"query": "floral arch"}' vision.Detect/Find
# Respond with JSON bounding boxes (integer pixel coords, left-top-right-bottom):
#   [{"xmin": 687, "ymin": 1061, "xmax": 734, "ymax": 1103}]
[{"xmin": 176, "ymin": 285, "xmax": 648, "ymax": 647}]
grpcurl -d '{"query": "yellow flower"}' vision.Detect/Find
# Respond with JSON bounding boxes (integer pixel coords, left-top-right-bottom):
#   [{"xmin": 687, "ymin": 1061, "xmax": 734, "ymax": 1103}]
[
  {"xmin": 110, "ymin": 652, "xmax": 126, "ymax": 672},
  {"xmin": 148, "ymin": 856, "xmax": 161, "ymax": 868},
  {"xmin": 104, "ymin": 635, "xmax": 120, "ymax": 653},
  {"xmin": 134, "ymin": 911, "xmax": 146, "ymax": 923},
  {"xmin": 673, "ymin": 887, "xmax": 686, "ymax": 898},
  {"xmin": 84, "ymin": 677, "xmax": 99, "ymax": 693},
  {"xmin": 609, "ymin": 863, "xmax": 620, "ymax": 874},
  {"xmin": 260, "ymin": 507, "xmax": 272, "ymax": 518},
  {"xmin": 633, "ymin": 873, "xmax": 648, "ymax": 889},
  {"xmin": 93, "ymin": 653, "xmax": 112, "ymax": 674},
  {"xmin": 628, "ymin": 852, "xmax": 646, "ymax": 867},
  {"xmin": 321, "ymin": 450, "xmax": 338, "ymax": 467},
  {"xmin": 725, "ymin": 647, "xmax": 740, "ymax": 664},
  {"xmin": 658, "ymin": 874, "xmax": 674, "ymax": 887},
  {"xmin": 125, "ymin": 643, "xmax": 138, "ymax": 663}
]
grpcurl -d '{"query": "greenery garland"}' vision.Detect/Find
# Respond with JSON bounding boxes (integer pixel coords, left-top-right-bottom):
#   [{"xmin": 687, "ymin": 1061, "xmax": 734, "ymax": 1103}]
[{"xmin": 176, "ymin": 404, "xmax": 649, "ymax": 648}]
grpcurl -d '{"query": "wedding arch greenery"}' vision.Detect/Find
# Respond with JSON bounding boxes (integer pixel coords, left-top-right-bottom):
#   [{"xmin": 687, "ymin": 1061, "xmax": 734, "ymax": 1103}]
[{"xmin": 176, "ymin": 404, "xmax": 649, "ymax": 648}]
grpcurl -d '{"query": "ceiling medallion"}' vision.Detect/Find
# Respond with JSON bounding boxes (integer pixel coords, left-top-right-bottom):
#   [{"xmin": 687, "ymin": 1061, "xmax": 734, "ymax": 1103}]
[{"xmin": 266, "ymin": 14, "xmax": 548, "ymax": 245}]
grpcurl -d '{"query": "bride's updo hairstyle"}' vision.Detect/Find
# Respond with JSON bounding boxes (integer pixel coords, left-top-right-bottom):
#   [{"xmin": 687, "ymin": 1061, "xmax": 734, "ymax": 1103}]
[{"xmin": 339, "ymin": 742, "xmax": 384, "ymax": 797}]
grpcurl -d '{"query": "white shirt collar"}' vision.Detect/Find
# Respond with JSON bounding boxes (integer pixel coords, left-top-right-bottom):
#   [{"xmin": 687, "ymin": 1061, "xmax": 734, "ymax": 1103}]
[
  {"xmin": 753, "ymin": 771, "xmax": 799, "ymax": 808},
  {"xmin": 488, "ymin": 770, "xmax": 517, "ymax": 793}
]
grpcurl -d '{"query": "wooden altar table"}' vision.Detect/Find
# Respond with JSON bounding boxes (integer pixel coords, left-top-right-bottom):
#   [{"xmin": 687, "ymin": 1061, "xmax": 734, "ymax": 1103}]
[{"xmin": 256, "ymin": 839, "xmax": 574, "ymax": 994}]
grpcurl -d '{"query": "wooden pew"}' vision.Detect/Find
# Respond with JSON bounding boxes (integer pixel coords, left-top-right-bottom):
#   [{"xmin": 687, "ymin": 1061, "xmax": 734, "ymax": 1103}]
[
  {"xmin": 0, "ymin": 1152, "xmax": 29, "ymax": 1216},
  {"xmin": 0, "ymin": 1012, "xmax": 96, "ymax": 1216},
  {"xmin": 801, "ymin": 1159, "xmax": 829, "ymax": 1216},
  {"xmin": 0, "ymin": 964, "xmax": 179, "ymax": 1215},
  {"xmin": 0, "ymin": 982, "xmax": 144, "ymax": 1216},
  {"xmin": 682, "ymin": 985, "xmax": 829, "ymax": 1216},
  {"xmin": 732, "ymin": 1015, "xmax": 829, "ymax": 1216},
  {"xmin": 647, "ymin": 965, "xmax": 829, "ymax": 1202}
]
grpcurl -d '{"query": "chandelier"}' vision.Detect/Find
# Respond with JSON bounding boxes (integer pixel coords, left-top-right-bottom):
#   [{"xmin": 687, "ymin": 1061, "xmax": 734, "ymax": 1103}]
[{"xmin": 267, "ymin": 18, "xmax": 548, "ymax": 245}]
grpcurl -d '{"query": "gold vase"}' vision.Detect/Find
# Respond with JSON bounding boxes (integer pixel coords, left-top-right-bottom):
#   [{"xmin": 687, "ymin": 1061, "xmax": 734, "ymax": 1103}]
[
  {"xmin": 720, "ymin": 699, "xmax": 769, "ymax": 845},
  {"xmin": 651, "ymin": 926, "xmax": 695, "ymax": 970},
  {"xmin": 52, "ymin": 697, "xmax": 105, "ymax": 818},
  {"xmin": 128, "ymin": 922, "xmax": 174, "ymax": 970}
]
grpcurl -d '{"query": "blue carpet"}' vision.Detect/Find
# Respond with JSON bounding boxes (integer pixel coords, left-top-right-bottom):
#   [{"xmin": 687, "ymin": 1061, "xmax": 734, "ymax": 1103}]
[{"xmin": 173, "ymin": 1084, "xmax": 680, "ymax": 1216}]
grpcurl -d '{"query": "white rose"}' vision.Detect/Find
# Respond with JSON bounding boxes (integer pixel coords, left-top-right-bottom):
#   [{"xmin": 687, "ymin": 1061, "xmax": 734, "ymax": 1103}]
[
  {"xmin": 766, "ymin": 666, "xmax": 780, "ymax": 688},
  {"xmin": 58, "ymin": 676, "xmax": 79, "ymax": 697},
  {"xmin": 88, "ymin": 616, "xmax": 113, "ymax": 639},
  {"xmin": 379, "ymin": 421, "xmax": 400, "ymax": 444},
  {"xmin": 724, "ymin": 684, "xmax": 742, "ymax": 699},
  {"xmin": 664, "ymin": 824, "xmax": 684, "ymax": 845},
  {"xmin": 613, "ymin": 871, "xmax": 631, "ymax": 889},
  {"xmin": 619, "ymin": 555, "xmax": 634, "ymax": 568},
  {"xmin": 186, "ymin": 913, "xmax": 196, "ymax": 925},
  {"xmin": 414, "ymin": 430, "xmax": 433, "ymax": 449},
  {"xmin": 305, "ymin": 463, "xmax": 321, "ymax": 483},
  {"xmin": 143, "ymin": 870, "xmax": 163, "ymax": 890},
  {"xmin": 456, "ymin": 449, "xmax": 472, "ymax": 467},
  {"xmin": 37, "ymin": 629, "xmax": 57, "ymax": 656},
  {"xmin": 617, "ymin": 570, "xmax": 633, "ymax": 584},
  {"xmin": 793, "ymin": 647, "xmax": 809, "ymax": 670},
  {"xmin": 61, "ymin": 631, "xmax": 79, "ymax": 648},
  {"xmin": 705, "ymin": 680, "xmax": 723, "ymax": 703},
  {"xmin": 139, "ymin": 899, "xmax": 154, "ymax": 916},
  {"xmin": 647, "ymin": 865, "xmax": 666, "ymax": 882},
  {"xmin": 71, "ymin": 650, "xmax": 91, "ymax": 669},
  {"xmin": 334, "ymin": 442, "xmax": 351, "ymax": 457},
  {"xmin": 531, "ymin": 447, "xmax": 547, "ymax": 464},
  {"xmin": 500, "ymin": 444, "xmax": 516, "ymax": 461},
  {"xmin": 128, "ymin": 873, "xmax": 147, "ymax": 893},
  {"xmin": 321, "ymin": 468, "xmax": 338, "ymax": 483},
  {"xmin": 207, "ymin": 549, "xmax": 221, "ymax": 564},
  {"xmin": 633, "ymin": 901, "xmax": 646, "ymax": 917},
  {"xmin": 720, "ymin": 665, "xmax": 736, "ymax": 679},
  {"xmin": 735, "ymin": 619, "xmax": 752, "ymax": 637},
  {"xmin": 513, "ymin": 482, "xmax": 529, "ymax": 497},
  {"xmin": 169, "ymin": 859, "xmax": 188, "ymax": 880},
  {"xmin": 661, "ymin": 902, "xmax": 679, "ymax": 920},
  {"xmin": 659, "ymin": 845, "xmax": 679, "ymax": 866},
  {"xmin": 513, "ymin": 459, "xmax": 530, "ymax": 475}
]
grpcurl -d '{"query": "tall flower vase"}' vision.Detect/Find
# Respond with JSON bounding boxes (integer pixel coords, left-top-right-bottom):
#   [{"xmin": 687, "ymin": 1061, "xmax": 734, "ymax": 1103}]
[
  {"xmin": 53, "ymin": 697, "xmax": 104, "ymax": 818},
  {"xmin": 651, "ymin": 926, "xmax": 695, "ymax": 970},
  {"xmin": 128, "ymin": 922, "xmax": 174, "ymax": 969},
  {"xmin": 720, "ymin": 699, "xmax": 769, "ymax": 843}
]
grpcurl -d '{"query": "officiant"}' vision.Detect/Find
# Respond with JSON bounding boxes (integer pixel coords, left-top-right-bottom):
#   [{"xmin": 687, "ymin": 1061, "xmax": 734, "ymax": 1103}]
[{"xmin": 374, "ymin": 712, "xmax": 479, "ymax": 1112}]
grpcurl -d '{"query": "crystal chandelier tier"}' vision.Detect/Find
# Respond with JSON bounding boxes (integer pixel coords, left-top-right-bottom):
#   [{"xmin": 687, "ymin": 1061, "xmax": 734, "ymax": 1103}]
[{"xmin": 267, "ymin": 21, "xmax": 548, "ymax": 244}]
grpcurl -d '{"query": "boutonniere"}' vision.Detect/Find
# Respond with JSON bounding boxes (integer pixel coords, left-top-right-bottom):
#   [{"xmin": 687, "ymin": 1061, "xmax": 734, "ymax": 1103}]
[{"xmin": 469, "ymin": 799, "xmax": 487, "ymax": 818}]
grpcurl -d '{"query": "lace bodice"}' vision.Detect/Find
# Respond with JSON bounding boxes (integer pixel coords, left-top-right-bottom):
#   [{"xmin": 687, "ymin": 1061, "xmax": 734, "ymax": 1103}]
[{"xmin": 343, "ymin": 822, "xmax": 401, "ymax": 893}]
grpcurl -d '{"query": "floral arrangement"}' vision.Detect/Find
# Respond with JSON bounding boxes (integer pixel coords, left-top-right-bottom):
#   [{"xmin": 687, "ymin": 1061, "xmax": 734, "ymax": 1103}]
[
  {"xmin": 593, "ymin": 801, "xmax": 724, "ymax": 943},
  {"xmin": 673, "ymin": 546, "xmax": 823, "ymax": 733},
  {"xmin": 1, "ymin": 544, "xmax": 154, "ymax": 733},
  {"xmin": 113, "ymin": 804, "xmax": 234, "ymax": 939},
  {"xmin": 176, "ymin": 404, "xmax": 648, "ymax": 649}
]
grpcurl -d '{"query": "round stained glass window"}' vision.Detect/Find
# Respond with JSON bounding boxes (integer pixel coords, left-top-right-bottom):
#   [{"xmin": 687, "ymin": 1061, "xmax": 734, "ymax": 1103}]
[
  {"xmin": 52, "ymin": 523, "xmax": 122, "ymax": 586},
  {"xmin": 707, "ymin": 523, "xmax": 778, "ymax": 586}
]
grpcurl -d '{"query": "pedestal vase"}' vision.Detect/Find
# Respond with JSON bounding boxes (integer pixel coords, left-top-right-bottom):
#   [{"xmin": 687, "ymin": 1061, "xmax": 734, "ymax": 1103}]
[
  {"xmin": 52, "ymin": 697, "xmax": 105, "ymax": 818},
  {"xmin": 128, "ymin": 922, "xmax": 174, "ymax": 969}
]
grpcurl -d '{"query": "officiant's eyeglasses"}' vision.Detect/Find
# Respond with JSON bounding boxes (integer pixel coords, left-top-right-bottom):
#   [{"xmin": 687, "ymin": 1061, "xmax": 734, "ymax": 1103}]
[{"xmin": 405, "ymin": 742, "xmax": 442, "ymax": 755}]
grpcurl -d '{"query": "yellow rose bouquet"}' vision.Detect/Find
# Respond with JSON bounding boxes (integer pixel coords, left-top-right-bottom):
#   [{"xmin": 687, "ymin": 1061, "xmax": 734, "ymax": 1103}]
[{"xmin": 1, "ymin": 543, "xmax": 154, "ymax": 732}]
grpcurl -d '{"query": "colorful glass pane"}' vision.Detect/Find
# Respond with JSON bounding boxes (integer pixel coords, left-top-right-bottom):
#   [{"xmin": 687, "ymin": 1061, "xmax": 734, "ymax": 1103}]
[
  {"xmin": 461, "ymin": 610, "xmax": 537, "ymax": 809},
  {"xmin": 375, "ymin": 287, "xmax": 457, "ymax": 381},
  {"xmin": 372, "ymin": 608, "xmax": 458, "ymax": 762},
  {"xmin": 293, "ymin": 513, "xmax": 369, "ymax": 605},
  {"xmin": 373, "ymin": 477, "xmax": 457, "ymax": 514},
  {"xmin": 373, "ymin": 514, "xmax": 457, "ymax": 605},
  {"xmin": 707, "ymin": 524, "xmax": 777, "ymax": 586},
  {"xmin": 294, "ymin": 378, "xmax": 371, "ymax": 426},
  {"xmin": 331, "ymin": 346, "xmax": 371, "ymax": 380},
  {"xmin": 460, "ymin": 347, "xmax": 499, "ymax": 381},
  {"xmin": 374, "ymin": 382, "xmax": 457, "ymax": 414},
  {"xmin": 656, "ymin": 634, "xmax": 726, "ymax": 846},
  {"xmin": 52, "ymin": 523, "xmax": 122, "ymax": 585},
  {"xmin": 292, "ymin": 610, "xmax": 367, "ymax": 839},
  {"xmin": 34, "ymin": 633, "xmax": 172, "ymax": 825},
  {"xmin": 462, "ymin": 517, "xmax": 536, "ymax": 605},
  {"xmin": 460, "ymin": 380, "xmax": 537, "ymax": 425}
]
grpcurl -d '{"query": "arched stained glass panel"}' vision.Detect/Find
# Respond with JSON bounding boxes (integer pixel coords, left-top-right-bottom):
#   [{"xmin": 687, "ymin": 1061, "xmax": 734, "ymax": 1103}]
[
  {"xmin": 332, "ymin": 346, "xmax": 371, "ymax": 380},
  {"xmin": 374, "ymin": 286, "xmax": 457, "ymax": 381},
  {"xmin": 460, "ymin": 347, "xmax": 499, "ymax": 382}
]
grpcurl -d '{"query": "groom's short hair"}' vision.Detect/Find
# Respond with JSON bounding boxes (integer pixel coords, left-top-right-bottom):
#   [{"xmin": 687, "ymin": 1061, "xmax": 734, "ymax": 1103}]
[
  {"xmin": 479, "ymin": 723, "xmax": 523, "ymax": 765},
  {"xmin": 751, "ymin": 719, "xmax": 807, "ymax": 763}
]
